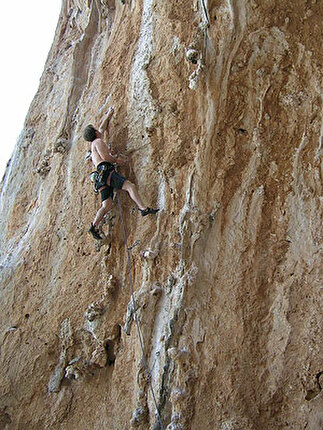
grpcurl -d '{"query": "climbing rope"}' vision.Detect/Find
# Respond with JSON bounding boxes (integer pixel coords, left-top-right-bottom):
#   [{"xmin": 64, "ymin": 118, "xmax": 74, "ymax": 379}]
[
  {"xmin": 116, "ymin": 192, "xmax": 165, "ymax": 430},
  {"xmin": 200, "ymin": 0, "xmax": 210, "ymax": 27}
]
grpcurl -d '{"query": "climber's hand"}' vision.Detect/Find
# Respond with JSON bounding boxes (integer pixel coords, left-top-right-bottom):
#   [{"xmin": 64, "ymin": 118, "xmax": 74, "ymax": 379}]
[{"xmin": 106, "ymin": 107, "xmax": 114, "ymax": 118}]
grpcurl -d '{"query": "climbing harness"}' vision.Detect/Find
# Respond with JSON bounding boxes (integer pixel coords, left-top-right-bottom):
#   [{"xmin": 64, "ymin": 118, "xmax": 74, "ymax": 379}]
[
  {"xmin": 116, "ymin": 192, "xmax": 165, "ymax": 430},
  {"xmin": 89, "ymin": 161, "xmax": 115, "ymax": 193}
]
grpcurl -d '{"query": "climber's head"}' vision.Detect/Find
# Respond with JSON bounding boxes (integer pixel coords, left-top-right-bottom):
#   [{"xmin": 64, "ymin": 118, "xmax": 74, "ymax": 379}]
[{"xmin": 83, "ymin": 124, "xmax": 100, "ymax": 142}]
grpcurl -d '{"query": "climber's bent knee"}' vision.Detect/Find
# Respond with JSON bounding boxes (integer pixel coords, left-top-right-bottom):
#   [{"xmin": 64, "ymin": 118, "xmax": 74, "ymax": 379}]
[
  {"xmin": 122, "ymin": 180, "xmax": 134, "ymax": 192},
  {"xmin": 102, "ymin": 198, "xmax": 113, "ymax": 210}
]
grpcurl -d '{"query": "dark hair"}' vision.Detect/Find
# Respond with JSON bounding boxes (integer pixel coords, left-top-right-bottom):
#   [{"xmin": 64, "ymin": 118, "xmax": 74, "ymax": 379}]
[{"xmin": 83, "ymin": 124, "xmax": 97, "ymax": 142}]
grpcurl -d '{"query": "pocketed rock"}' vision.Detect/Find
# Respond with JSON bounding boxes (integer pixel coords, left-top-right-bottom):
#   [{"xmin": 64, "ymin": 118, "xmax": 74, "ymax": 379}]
[
  {"xmin": 53, "ymin": 138, "xmax": 69, "ymax": 154},
  {"xmin": 35, "ymin": 158, "xmax": 51, "ymax": 177}
]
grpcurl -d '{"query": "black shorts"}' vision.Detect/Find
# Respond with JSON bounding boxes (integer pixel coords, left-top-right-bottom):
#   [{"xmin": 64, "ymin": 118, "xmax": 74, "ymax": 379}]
[
  {"xmin": 100, "ymin": 186, "xmax": 113, "ymax": 202},
  {"xmin": 100, "ymin": 171, "xmax": 126, "ymax": 202},
  {"xmin": 110, "ymin": 171, "xmax": 126, "ymax": 190}
]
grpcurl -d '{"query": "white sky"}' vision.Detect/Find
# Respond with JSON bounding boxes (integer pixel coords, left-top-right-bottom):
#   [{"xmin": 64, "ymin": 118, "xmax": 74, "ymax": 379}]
[{"xmin": 0, "ymin": 0, "xmax": 62, "ymax": 179}]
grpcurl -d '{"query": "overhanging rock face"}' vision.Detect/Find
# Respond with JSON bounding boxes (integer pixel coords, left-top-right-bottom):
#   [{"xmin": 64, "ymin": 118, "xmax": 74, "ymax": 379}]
[{"xmin": 0, "ymin": 1, "xmax": 322, "ymax": 429}]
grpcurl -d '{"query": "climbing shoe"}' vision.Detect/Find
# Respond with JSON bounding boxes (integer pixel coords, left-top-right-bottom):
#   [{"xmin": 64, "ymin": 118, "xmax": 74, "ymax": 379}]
[
  {"xmin": 88, "ymin": 223, "xmax": 103, "ymax": 240},
  {"xmin": 140, "ymin": 207, "xmax": 159, "ymax": 217}
]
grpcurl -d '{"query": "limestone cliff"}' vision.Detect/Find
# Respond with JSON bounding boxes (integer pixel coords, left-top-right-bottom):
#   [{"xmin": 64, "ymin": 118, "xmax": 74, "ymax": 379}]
[{"xmin": 0, "ymin": 1, "xmax": 322, "ymax": 429}]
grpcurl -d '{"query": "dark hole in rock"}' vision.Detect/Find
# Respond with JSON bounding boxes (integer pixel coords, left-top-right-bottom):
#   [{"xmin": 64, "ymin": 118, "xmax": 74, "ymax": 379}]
[
  {"xmin": 305, "ymin": 389, "xmax": 320, "ymax": 401},
  {"xmin": 305, "ymin": 371, "xmax": 323, "ymax": 401},
  {"xmin": 105, "ymin": 340, "xmax": 116, "ymax": 366},
  {"xmin": 116, "ymin": 325, "xmax": 122, "ymax": 343}
]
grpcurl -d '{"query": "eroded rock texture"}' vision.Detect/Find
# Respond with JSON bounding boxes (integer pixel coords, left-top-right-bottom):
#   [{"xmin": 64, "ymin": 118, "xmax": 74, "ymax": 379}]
[{"xmin": 0, "ymin": 1, "xmax": 322, "ymax": 429}]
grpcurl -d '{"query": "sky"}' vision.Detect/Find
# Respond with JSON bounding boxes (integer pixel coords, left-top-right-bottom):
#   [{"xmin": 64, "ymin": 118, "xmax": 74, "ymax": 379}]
[{"xmin": 0, "ymin": 1, "xmax": 62, "ymax": 179}]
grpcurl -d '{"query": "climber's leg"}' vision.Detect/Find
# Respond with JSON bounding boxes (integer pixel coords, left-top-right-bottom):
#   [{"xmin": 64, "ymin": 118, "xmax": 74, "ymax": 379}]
[
  {"xmin": 109, "ymin": 171, "xmax": 145, "ymax": 210},
  {"xmin": 110, "ymin": 172, "xmax": 159, "ymax": 216},
  {"xmin": 122, "ymin": 180, "xmax": 159, "ymax": 216},
  {"xmin": 121, "ymin": 180, "xmax": 146, "ymax": 210},
  {"xmin": 89, "ymin": 192, "xmax": 113, "ymax": 240},
  {"xmin": 93, "ymin": 197, "xmax": 113, "ymax": 227}
]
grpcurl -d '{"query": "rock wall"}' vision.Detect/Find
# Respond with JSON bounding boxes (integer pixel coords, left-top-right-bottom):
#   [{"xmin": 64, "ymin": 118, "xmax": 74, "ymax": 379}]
[{"xmin": 0, "ymin": 1, "xmax": 322, "ymax": 429}]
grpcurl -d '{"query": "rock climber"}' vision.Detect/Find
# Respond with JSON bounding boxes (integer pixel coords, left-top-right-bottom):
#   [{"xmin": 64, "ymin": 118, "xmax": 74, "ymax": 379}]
[{"xmin": 84, "ymin": 107, "xmax": 159, "ymax": 240}]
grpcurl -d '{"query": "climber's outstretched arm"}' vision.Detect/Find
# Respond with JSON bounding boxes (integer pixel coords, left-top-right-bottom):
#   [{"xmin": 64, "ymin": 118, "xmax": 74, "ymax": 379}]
[{"xmin": 99, "ymin": 107, "xmax": 114, "ymax": 139}]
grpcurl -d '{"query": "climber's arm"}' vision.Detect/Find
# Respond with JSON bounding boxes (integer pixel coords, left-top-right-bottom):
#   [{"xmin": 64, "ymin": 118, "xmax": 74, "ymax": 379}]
[{"xmin": 99, "ymin": 107, "xmax": 114, "ymax": 139}]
